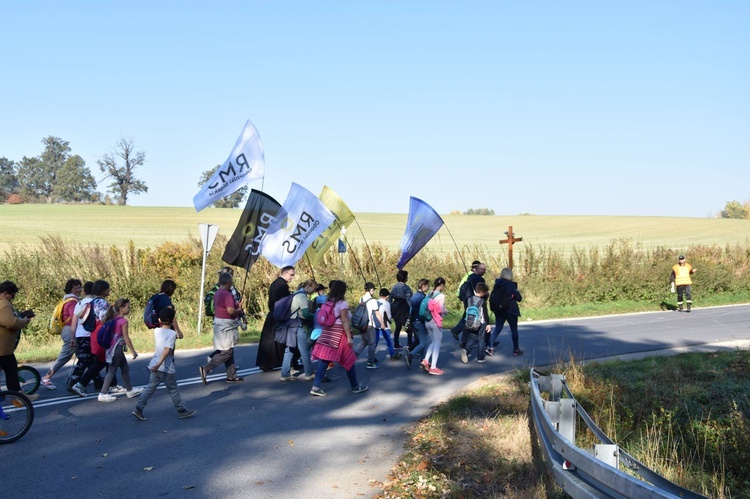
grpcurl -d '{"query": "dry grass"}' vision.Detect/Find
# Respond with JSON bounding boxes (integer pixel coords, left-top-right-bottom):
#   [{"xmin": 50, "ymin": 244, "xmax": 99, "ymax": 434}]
[
  {"xmin": 3, "ymin": 204, "xmax": 750, "ymax": 256},
  {"xmin": 380, "ymin": 351, "xmax": 750, "ymax": 498},
  {"xmin": 378, "ymin": 374, "xmax": 565, "ymax": 498}
]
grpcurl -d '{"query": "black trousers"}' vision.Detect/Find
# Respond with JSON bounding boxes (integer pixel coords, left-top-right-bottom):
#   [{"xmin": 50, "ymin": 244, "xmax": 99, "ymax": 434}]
[{"xmin": 0, "ymin": 354, "xmax": 20, "ymax": 391}]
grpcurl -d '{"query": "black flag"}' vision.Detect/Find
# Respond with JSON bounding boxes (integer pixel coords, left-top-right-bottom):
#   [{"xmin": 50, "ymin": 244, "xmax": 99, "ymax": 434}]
[{"xmin": 222, "ymin": 189, "xmax": 282, "ymax": 271}]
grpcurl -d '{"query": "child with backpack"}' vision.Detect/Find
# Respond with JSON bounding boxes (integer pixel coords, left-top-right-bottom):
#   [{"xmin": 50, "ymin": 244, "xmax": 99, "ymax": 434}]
[
  {"xmin": 488, "ymin": 268, "xmax": 524, "ymax": 356},
  {"xmin": 459, "ymin": 282, "xmax": 492, "ymax": 363},
  {"xmin": 421, "ymin": 277, "xmax": 447, "ymax": 375},
  {"xmin": 97, "ymin": 298, "xmax": 143, "ymax": 402},
  {"xmin": 132, "ymin": 308, "xmax": 196, "ymax": 421},
  {"xmin": 389, "ymin": 270, "xmax": 413, "ymax": 350},
  {"xmin": 373, "ymin": 288, "xmax": 400, "ymax": 361},
  {"xmin": 403, "ymin": 278, "xmax": 431, "ymax": 369},
  {"xmin": 352, "ymin": 282, "xmax": 382, "ymax": 369}
]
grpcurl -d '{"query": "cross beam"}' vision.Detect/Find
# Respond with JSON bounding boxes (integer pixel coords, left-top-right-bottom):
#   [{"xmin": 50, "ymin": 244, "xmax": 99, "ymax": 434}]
[{"xmin": 499, "ymin": 225, "xmax": 523, "ymax": 270}]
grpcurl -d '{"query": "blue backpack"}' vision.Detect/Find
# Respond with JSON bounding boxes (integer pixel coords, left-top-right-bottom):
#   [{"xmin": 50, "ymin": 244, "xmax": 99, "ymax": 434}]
[
  {"xmin": 273, "ymin": 290, "xmax": 305, "ymax": 325},
  {"xmin": 143, "ymin": 294, "xmax": 160, "ymax": 329},
  {"xmin": 464, "ymin": 296, "xmax": 484, "ymax": 331},
  {"xmin": 97, "ymin": 319, "xmax": 118, "ymax": 350}
]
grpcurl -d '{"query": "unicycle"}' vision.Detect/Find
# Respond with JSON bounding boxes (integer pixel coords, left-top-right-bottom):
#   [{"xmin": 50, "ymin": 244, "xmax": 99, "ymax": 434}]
[{"xmin": 0, "ymin": 390, "xmax": 35, "ymax": 444}]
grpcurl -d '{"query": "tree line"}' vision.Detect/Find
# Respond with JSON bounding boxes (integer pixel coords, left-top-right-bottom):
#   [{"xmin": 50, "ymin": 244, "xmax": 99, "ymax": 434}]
[
  {"xmin": 0, "ymin": 136, "xmax": 247, "ymax": 208},
  {"xmin": 720, "ymin": 200, "xmax": 750, "ymax": 219}
]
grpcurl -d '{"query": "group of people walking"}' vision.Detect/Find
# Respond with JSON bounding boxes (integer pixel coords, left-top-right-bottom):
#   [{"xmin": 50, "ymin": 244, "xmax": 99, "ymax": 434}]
[
  {"xmin": 5, "ymin": 277, "xmax": 196, "ymax": 421},
  {"xmin": 246, "ymin": 263, "xmax": 525, "ymax": 395},
  {"xmin": 2, "ymin": 260, "xmax": 526, "ymax": 414}
]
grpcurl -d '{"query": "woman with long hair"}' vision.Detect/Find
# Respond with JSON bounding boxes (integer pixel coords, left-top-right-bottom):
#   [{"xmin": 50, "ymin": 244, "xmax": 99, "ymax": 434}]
[
  {"xmin": 309, "ymin": 280, "xmax": 368, "ymax": 397},
  {"xmin": 97, "ymin": 298, "xmax": 142, "ymax": 402},
  {"xmin": 422, "ymin": 277, "xmax": 447, "ymax": 375}
]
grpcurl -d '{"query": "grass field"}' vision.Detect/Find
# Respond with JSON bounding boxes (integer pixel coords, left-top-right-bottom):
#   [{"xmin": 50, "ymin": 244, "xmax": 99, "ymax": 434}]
[{"xmin": 2, "ymin": 204, "xmax": 749, "ymax": 255}]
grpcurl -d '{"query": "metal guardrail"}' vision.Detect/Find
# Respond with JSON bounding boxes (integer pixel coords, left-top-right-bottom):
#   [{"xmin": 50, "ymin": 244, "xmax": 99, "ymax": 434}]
[{"xmin": 529, "ymin": 369, "xmax": 707, "ymax": 499}]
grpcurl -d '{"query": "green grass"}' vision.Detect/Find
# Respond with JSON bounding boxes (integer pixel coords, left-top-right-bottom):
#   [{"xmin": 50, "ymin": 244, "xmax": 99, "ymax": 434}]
[{"xmin": 3, "ymin": 204, "xmax": 750, "ymax": 255}]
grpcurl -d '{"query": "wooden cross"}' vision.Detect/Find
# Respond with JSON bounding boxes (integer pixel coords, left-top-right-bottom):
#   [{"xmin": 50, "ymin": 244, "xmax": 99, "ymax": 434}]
[{"xmin": 499, "ymin": 226, "xmax": 523, "ymax": 270}]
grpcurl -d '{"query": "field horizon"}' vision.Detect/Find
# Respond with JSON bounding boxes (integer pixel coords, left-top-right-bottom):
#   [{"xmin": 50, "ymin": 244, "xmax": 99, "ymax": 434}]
[{"xmin": 2, "ymin": 204, "xmax": 749, "ymax": 257}]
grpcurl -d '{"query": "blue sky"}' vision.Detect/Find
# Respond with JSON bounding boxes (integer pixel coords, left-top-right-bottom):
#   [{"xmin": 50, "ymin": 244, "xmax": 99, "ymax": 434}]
[{"xmin": 2, "ymin": 1, "xmax": 748, "ymax": 218}]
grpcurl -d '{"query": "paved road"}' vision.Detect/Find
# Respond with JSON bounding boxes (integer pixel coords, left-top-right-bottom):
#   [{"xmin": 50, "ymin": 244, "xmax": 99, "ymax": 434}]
[{"xmin": 4, "ymin": 305, "xmax": 750, "ymax": 498}]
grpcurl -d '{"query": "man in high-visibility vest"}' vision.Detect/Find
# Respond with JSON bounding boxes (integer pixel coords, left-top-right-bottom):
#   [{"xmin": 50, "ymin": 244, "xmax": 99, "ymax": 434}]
[{"xmin": 670, "ymin": 255, "xmax": 697, "ymax": 312}]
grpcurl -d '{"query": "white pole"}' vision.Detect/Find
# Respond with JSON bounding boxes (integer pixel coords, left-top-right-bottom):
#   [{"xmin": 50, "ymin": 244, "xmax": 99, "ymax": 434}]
[
  {"xmin": 197, "ymin": 247, "xmax": 208, "ymax": 335},
  {"xmin": 197, "ymin": 223, "xmax": 220, "ymax": 335}
]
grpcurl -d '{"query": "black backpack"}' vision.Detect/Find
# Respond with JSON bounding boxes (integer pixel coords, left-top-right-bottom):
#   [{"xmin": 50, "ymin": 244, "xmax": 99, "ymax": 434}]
[
  {"xmin": 81, "ymin": 301, "xmax": 97, "ymax": 332},
  {"xmin": 390, "ymin": 297, "xmax": 410, "ymax": 326},
  {"xmin": 458, "ymin": 280, "xmax": 473, "ymax": 304},
  {"xmin": 489, "ymin": 285, "xmax": 513, "ymax": 313}
]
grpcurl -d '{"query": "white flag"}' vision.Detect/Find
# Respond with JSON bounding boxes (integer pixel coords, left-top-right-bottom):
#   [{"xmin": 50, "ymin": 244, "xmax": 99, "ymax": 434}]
[
  {"xmin": 259, "ymin": 183, "xmax": 336, "ymax": 268},
  {"xmin": 193, "ymin": 120, "xmax": 265, "ymax": 212}
]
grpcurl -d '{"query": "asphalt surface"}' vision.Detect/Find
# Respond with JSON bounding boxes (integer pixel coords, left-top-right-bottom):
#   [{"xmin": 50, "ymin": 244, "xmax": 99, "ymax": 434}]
[{"xmin": 4, "ymin": 304, "xmax": 750, "ymax": 498}]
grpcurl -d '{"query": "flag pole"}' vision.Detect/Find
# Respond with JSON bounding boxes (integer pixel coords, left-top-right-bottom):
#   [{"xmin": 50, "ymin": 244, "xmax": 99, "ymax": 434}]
[
  {"xmin": 342, "ymin": 230, "xmax": 367, "ymax": 285},
  {"xmin": 442, "ymin": 221, "xmax": 468, "ymax": 273},
  {"xmin": 304, "ymin": 253, "xmax": 317, "ymax": 282},
  {"xmin": 353, "ymin": 218, "xmax": 381, "ymax": 289}
]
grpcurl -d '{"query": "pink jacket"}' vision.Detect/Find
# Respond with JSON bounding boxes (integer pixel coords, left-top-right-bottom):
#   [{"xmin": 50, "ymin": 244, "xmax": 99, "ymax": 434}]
[{"xmin": 428, "ymin": 292, "xmax": 446, "ymax": 328}]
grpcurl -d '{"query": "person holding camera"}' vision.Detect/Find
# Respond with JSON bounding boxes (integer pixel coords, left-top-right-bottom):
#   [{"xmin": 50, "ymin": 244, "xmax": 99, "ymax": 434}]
[{"xmin": 0, "ymin": 280, "xmax": 39, "ymax": 402}]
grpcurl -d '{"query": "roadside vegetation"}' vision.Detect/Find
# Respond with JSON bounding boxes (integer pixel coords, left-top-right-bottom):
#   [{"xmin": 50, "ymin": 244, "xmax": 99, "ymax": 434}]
[
  {"xmin": 378, "ymin": 350, "xmax": 750, "ymax": 498},
  {"xmin": 3, "ymin": 235, "xmax": 750, "ymax": 362}
]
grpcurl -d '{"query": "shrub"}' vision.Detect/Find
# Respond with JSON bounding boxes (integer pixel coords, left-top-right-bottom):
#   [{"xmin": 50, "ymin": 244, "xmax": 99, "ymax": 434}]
[{"xmin": 6, "ymin": 193, "xmax": 23, "ymax": 204}]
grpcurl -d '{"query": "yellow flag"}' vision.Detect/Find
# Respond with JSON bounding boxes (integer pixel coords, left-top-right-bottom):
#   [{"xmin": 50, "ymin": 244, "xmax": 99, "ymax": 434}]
[{"xmin": 304, "ymin": 186, "xmax": 355, "ymax": 267}]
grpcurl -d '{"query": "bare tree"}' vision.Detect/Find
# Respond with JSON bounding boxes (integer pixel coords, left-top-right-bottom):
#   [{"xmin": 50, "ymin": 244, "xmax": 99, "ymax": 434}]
[{"xmin": 98, "ymin": 137, "xmax": 148, "ymax": 206}]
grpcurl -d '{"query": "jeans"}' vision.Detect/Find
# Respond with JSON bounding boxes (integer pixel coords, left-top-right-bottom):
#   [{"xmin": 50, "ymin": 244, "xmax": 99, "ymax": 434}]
[
  {"xmin": 296, "ymin": 325, "xmax": 313, "ymax": 376},
  {"xmin": 374, "ymin": 329, "xmax": 395, "ymax": 357},
  {"xmin": 353, "ymin": 327, "xmax": 377, "ymax": 361},
  {"xmin": 203, "ymin": 348, "xmax": 237, "ymax": 379},
  {"xmin": 281, "ymin": 347, "xmax": 296, "ymax": 377},
  {"xmin": 462, "ymin": 329, "xmax": 486, "ymax": 361},
  {"xmin": 136, "ymin": 370, "xmax": 185, "ymax": 412},
  {"xmin": 313, "ymin": 359, "xmax": 359, "ymax": 389},
  {"xmin": 490, "ymin": 314, "xmax": 520, "ymax": 351},
  {"xmin": 409, "ymin": 321, "xmax": 430, "ymax": 358},
  {"xmin": 50, "ymin": 326, "xmax": 76, "ymax": 376}
]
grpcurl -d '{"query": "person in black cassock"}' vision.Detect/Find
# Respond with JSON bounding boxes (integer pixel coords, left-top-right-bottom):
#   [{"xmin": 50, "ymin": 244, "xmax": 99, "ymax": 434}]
[{"xmin": 255, "ymin": 265, "xmax": 295, "ymax": 371}]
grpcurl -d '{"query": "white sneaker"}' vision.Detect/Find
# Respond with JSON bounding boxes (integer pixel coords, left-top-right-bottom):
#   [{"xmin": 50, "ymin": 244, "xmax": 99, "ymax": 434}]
[
  {"xmin": 98, "ymin": 393, "xmax": 117, "ymax": 403},
  {"xmin": 460, "ymin": 348, "xmax": 468, "ymax": 364},
  {"xmin": 126, "ymin": 388, "xmax": 144, "ymax": 398},
  {"xmin": 109, "ymin": 385, "xmax": 127, "ymax": 395}
]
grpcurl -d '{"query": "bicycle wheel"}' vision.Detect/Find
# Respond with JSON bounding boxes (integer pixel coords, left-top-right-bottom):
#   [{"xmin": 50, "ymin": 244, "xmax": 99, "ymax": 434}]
[
  {"xmin": 17, "ymin": 366, "xmax": 41, "ymax": 395},
  {"xmin": 0, "ymin": 391, "xmax": 35, "ymax": 444}
]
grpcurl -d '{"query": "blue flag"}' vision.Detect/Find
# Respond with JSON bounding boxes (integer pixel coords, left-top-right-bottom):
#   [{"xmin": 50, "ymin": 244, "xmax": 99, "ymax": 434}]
[
  {"xmin": 338, "ymin": 239, "xmax": 347, "ymax": 253},
  {"xmin": 396, "ymin": 197, "xmax": 444, "ymax": 269}
]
